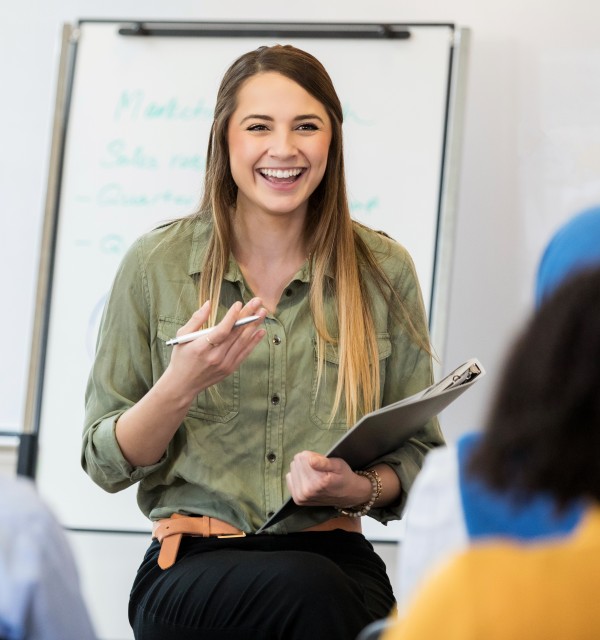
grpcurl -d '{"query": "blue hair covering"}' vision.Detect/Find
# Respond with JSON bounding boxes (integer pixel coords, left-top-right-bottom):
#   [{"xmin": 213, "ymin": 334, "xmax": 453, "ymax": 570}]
[{"xmin": 535, "ymin": 206, "xmax": 600, "ymax": 308}]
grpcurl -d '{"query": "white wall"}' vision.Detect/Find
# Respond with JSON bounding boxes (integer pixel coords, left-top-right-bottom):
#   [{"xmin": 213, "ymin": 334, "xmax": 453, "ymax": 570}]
[
  {"xmin": 3, "ymin": 1, "xmax": 600, "ymax": 443},
  {"xmin": 2, "ymin": 1, "xmax": 600, "ymax": 637}
]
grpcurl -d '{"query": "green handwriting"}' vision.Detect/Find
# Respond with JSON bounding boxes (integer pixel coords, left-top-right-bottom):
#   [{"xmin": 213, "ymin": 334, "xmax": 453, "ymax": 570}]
[
  {"xmin": 114, "ymin": 90, "xmax": 213, "ymax": 121},
  {"xmin": 101, "ymin": 139, "xmax": 159, "ymax": 170},
  {"xmin": 350, "ymin": 197, "xmax": 379, "ymax": 214},
  {"xmin": 100, "ymin": 139, "xmax": 205, "ymax": 172},
  {"xmin": 97, "ymin": 183, "xmax": 196, "ymax": 208}
]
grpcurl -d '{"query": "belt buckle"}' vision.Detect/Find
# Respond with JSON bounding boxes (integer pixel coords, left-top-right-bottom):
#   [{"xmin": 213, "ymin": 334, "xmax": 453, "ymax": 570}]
[{"xmin": 217, "ymin": 532, "xmax": 247, "ymax": 539}]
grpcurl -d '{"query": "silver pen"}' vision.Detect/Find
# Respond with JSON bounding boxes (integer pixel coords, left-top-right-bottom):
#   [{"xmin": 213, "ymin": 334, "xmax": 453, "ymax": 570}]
[{"xmin": 165, "ymin": 315, "xmax": 262, "ymax": 346}]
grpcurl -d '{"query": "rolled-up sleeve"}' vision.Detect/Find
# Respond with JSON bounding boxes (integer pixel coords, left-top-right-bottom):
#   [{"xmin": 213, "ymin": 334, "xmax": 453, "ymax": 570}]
[{"xmin": 82, "ymin": 237, "xmax": 167, "ymax": 492}]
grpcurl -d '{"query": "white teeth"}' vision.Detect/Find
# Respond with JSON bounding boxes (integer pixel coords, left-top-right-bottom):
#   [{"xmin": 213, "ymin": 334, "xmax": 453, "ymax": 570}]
[{"xmin": 259, "ymin": 168, "xmax": 303, "ymax": 179}]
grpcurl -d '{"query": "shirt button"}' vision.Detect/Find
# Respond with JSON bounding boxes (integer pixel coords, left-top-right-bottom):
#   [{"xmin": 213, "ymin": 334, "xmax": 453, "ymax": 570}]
[
  {"xmin": 284, "ymin": 288, "xmax": 293, "ymax": 297},
  {"xmin": 267, "ymin": 511, "xmax": 274, "ymax": 518},
  {"xmin": 267, "ymin": 452, "xmax": 277, "ymax": 463},
  {"xmin": 271, "ymin": 394, "xmax": 280, "ymax": 405},
  {"xmin": 272, "ymin": 335, "xmax": 281, "ymax": 345}
]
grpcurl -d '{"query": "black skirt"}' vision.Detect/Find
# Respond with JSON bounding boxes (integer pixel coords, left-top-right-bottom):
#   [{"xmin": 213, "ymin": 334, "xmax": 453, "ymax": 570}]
[{"xmin": 129, "ymin": 529, "xmax": 395, "ymax": 640}]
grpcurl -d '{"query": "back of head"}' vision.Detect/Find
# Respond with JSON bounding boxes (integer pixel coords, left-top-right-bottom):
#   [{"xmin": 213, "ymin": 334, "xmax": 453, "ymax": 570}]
[
  {"xmin": 470, "ymin": 265, "xmax": 600, "ymax": 506},
  {"xmin": 535, "ymin": 206, "xmax": 600, "ymax": 307}
]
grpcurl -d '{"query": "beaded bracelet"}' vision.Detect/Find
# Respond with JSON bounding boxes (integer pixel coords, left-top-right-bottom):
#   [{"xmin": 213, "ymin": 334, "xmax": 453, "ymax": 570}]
[{"xmin": 336, "ymin": 468, "xmax": 382, "ymax": 518}]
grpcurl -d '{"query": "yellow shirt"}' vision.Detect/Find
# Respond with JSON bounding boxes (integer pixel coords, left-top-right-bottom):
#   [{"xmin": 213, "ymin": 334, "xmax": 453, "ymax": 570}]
[
  {"xmin": 384, "ymin": 504, "xmax": 600, "ymax": 640},
  {"xmin": 82, "ymin": 215, "xmax": 442, "ymax": 533}
]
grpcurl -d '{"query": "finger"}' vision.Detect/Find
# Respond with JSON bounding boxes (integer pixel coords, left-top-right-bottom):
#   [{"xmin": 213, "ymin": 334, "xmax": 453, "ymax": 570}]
[
  {"xmin": 210, "ymin": 298, "xmax": 267, "ymax": 358},
  {"xmin": 220, "ymin": 300, "xmax": 244, "ymax": 330},
  {"xmin": 204, "ymin": 329, "xmax": 267, "ymax": 375},
  {"xmin": 286, "ymin": 466, "xmax": 314, "ymax": 505},
  {"xmin": 176, "ymin": 300, "xmax": 210, "ymax": 337},
  {"xmin": 238, "ymin": 297, "xmax": 266, "ymax": 320},
  {"xmin": 308, "ymin": 453, "xmax": 335, "ymax": 473},
  {"xmin": 229, "ymin": 303, "xmax": 268, "ymax": 342},
  {"xmin": 233, "ymin": 306, "xmax": 268, "ymax": 340},
  {"xmin": 202, "ymin": 301, "xmax": 243, "ymax": 345},
  {"xmin": 234, "ymin": 328, "xmax": 267, "ymax": 359}
]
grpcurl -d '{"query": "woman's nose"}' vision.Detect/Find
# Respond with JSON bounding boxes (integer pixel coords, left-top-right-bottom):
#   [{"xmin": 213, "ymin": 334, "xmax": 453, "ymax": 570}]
[{"xmin": 269, "ymin": 131, "xmax": 297, "ymax": 158}]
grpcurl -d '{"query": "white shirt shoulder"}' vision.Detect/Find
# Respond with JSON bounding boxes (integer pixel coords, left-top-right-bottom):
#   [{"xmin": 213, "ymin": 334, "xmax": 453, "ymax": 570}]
[
  {"xmin": 396, "ymin": 445, "xmax": 468, "ymax": 610},
  {"xmin": 0, "ymin": 476, "xmax": 96, "ymax": 640}
]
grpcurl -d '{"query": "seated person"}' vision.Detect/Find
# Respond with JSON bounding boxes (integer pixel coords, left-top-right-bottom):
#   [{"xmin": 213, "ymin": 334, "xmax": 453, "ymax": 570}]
[
  {"xmin": 82, "ymin": 44, "xmax": 442, "ymax": 640},
  {"xmin": 397, "ymin": 205, "xmax": 600, "ymax": 606},
  {"xmin": 0, "ymin": 474, "xmax": 96, "ymax": 640},
  {"xmin": 384, "ymin": 265, "xmax": 600, "ymax": 639}
]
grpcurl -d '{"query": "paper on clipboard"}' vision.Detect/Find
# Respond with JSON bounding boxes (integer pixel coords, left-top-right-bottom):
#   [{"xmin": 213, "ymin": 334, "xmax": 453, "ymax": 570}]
[{"xmin": 256, "ymin": 358, "xmax": 485, "ymax": 533}]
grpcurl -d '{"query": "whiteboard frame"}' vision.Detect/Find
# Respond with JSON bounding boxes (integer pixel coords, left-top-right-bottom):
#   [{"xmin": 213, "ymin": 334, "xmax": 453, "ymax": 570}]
[
  {"xmin": 430, "ymin": 26, "xmax": 471, "ymax": 373},
  {"xmin": 23, "ymin": 21, "xmax": 469, "ymax": 541}
]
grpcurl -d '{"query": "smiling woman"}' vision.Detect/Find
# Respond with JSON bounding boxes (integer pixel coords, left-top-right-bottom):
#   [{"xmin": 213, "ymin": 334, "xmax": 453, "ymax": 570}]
[{"xmin": 82, "ymin": 44, "xmax": 443, "ymax": 640}]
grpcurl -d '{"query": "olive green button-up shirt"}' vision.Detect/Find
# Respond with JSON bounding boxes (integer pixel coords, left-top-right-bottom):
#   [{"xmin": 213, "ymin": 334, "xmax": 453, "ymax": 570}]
[{"xmin": 82, "ymin": 216, "xmax": 443, "ymax": 534}]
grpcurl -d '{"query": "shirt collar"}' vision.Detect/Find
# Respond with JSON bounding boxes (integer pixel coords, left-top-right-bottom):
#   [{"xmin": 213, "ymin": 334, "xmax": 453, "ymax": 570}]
[
  {"xmin": 187, "ymin": 216, "xmax": 331, "ymax": 283},
  {"xmin": 187, "ymin": 216, "xmax": 210, "ymax": 276}
]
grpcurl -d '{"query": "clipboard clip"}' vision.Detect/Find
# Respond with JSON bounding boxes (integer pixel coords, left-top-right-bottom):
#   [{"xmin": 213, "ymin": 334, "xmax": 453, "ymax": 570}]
[
  {"xmin": 425, "ymin": 359, "xmax": 484, "ymax": 396},
  {"xmin": 451, "ymin": 362, "xmax": 481, "ymax": 386}
]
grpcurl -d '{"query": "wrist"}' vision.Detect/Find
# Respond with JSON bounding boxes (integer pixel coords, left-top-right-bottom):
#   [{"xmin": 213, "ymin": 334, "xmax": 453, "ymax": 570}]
[
  {"xmin": 336, "ymin": 469, "xmax": 382, "ymax": 518},
  {"xmin": 337, "ymin": 474, "xmax": 372, "ymax": 510},
  {"xmin": 158, "ymin": 366, "xmax": 198, "ymax": 410}
]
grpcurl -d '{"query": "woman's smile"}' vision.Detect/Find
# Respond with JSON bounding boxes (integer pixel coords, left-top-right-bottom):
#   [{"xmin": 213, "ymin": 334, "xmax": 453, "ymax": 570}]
[
  {"xmin": 258, "ymin": 167, "xmax": 305, "ymax": 180},
  {"xmin": 256, "ymin": 167, "xmax": 307, "ymax": 189}
]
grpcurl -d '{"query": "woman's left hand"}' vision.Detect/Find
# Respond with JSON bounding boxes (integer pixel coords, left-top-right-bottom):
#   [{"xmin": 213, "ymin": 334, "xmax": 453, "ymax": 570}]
[{"xmin": 286, "ymin": 451, "xmax": 372, "ymax": 509}]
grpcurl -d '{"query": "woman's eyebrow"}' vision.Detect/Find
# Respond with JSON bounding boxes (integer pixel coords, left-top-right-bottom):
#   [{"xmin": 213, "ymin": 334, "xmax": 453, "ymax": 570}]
[
  {"xmin": 239, "ymin": 113, "xmax": 325, "ymax": 124},
  {"xmin": 240, "ymin": 114, "xmax": 274, "ymax": 124},
  {"xmin": 293, "ymin": 114, "xmax": 325, "ymax": 123}
]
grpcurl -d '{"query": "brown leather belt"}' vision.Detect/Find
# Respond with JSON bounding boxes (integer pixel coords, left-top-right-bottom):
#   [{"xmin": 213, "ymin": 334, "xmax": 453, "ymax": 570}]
[
  {"xmin": 152, "ymin": 513, "xmax": 246, "ymax": 569},
  {"xmin": 152, "ymin": 513, "xmax": 361, "ymax": 569}
]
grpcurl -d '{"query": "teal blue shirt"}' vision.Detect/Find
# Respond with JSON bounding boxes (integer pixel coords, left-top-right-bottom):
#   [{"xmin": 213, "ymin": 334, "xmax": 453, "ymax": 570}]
[{"xmin": 82, "ymin": 216, "xmax": 443, "ymax": 533}]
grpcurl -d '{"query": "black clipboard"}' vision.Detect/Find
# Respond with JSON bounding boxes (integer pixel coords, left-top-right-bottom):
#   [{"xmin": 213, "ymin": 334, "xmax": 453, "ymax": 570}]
[{"xmin": 256, "ymin": 358, "xmax": 484, "ymax": 533}]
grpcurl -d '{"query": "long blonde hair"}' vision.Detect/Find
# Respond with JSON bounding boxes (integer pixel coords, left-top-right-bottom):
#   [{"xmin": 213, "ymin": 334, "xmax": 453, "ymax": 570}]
[{"xmin": 197, "ymin": 44, "xmax": 426, "ymax": 426}]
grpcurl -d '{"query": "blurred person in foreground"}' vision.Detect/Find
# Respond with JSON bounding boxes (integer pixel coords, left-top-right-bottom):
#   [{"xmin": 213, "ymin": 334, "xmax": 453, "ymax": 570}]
[
  {"xmin": 0, "ymin": 474, "xmax": 96, "ymax": 640},
  {"xmin": 384, "ymin": 265, "xmax": 600, "ymax": 639},
  {"xmin": 397, "ymin": 205, "xmax": 600, "ymax": 606}
]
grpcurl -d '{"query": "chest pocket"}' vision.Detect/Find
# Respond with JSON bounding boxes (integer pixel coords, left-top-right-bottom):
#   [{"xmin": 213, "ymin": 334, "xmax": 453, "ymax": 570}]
[
  {"xmin": 310, "ymin": 334, "xmax": 392, "ymax": 431},
  {"xmin": 158, "ymin": 317, "xmax": 240, "ymax": 422}
]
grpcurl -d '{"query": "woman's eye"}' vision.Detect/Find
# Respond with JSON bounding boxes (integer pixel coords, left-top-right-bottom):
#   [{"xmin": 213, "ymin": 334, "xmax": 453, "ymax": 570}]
[
  {"xmin": 247, "ymin": 124, "xmax": 269, "ymax": 131},
  {"xmin": 297, "ymin": 123, "xmax": 319, "ymax": 131}
]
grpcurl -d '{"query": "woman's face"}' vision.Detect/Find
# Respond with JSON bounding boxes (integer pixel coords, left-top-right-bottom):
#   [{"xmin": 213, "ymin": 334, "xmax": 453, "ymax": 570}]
[{"xmin": 227, "ymin": 71, "xmax": 332, "ymax": 221}]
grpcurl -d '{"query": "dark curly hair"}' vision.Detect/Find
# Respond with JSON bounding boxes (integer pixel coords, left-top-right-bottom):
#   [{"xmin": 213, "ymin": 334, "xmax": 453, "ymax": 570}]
[{"xmin": 468, "ymin": 266, "xmax": 600, "ymax": 506}]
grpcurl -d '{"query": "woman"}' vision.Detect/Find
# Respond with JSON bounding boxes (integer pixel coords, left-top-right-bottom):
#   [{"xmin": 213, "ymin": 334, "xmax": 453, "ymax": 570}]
[
  {"xmin": 384, "ymin": 266, "xmax": 600, "ymax": 639},
  {"xmin": 82, "ymin": 44, "xmax": 442, "ymax": 639}
]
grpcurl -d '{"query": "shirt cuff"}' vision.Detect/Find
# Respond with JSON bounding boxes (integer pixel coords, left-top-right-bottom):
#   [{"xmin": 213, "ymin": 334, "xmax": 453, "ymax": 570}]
[{"xmin": 89, "ymin": 414, "xmax": 166, "ymax": 488}]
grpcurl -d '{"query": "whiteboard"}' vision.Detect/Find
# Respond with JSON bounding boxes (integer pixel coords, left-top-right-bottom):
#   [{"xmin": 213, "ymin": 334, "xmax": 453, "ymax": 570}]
[{"xmin": 27, "ymin": 21, "xmax": 468, "ymax": 538}]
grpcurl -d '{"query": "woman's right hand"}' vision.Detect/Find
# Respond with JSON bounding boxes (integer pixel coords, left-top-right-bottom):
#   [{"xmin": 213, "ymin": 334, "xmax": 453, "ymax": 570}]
[
  {"xmin": 164, "ymin": 297, "xmax": 267, "ymax": 404},
  {"xmin": 115, "ymin": 298, "xmax": 266, "ymax": 467}
]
